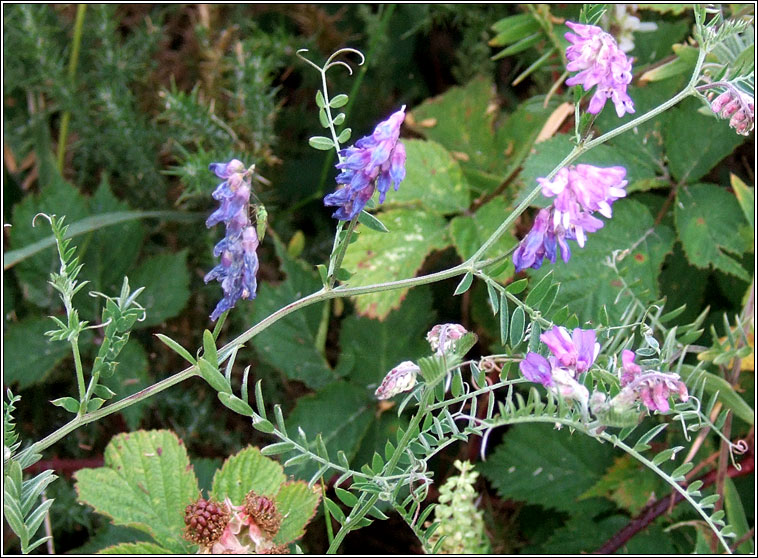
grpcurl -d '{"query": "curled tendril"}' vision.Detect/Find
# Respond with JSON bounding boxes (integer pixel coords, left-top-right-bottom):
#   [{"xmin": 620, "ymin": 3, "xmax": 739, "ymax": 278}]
[
  {"xmin": 32, "ymin": 212, "xmax": 53, "ymax": 227},
  {"xmin": 296, "ymin": 47, "xmax": 365, "ymax": 76}
]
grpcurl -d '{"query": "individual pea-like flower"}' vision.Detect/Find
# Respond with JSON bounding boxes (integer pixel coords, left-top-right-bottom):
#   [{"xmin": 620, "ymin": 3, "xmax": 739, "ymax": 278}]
[
  {"xmin": 513, "ymin": 165, "xmax": 627, "ymax": 272},
  {"xmin": 619, "ymin": 349, "xmax": 642, "ymax": 385},
  {"xmin": 184, "ymin": 492, "xmax": 286, "ymax": 554},
  {"xmin": 564, "ymin": 21, "xmax": 635, "ymax": 117},
  {"xmin": 375, "ymin": 360, "xmax": 419, "ymax": 400},
  {"xmin": 540, "ymin": 326, "xmax": 600, "ymax": 374},
  {"xmin": 519, "ymin": 326, "xmax": 598, "ymax": 410},
  {"xmin": 324, "ymin": 106, "xmax": 407, "ymax": 220},
  {"xmin": 426, "ymin": 323, "xmax": 469, "ymax": 355},
  {"xmin": 709, "ymin": 87, "xmax": 754, "ymax": 136},
  {"xmin": 205, "ymin": 159, "xmax": 260, "ymax": 321}
]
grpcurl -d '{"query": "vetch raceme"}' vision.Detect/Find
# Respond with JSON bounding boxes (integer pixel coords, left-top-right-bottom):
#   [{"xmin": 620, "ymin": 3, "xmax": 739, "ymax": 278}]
[
  {"xmin": 565, "ymin": 20, "xmax": 635, "ymax": 117},
  {"xmin": 426, "ymin": 323, "xmax": 469, "ymax": 355},
  {"xmin": 613, "ymin": 350, "xmax": 689, "ymax": 413},
  {"xmin": 324, "ymin": 106, "xmax": 407, "ymax": 220},
  {"xmin": 513, "ymin": 165, "xmax": 628, "ymax": 272},
  {"xmin": 205, "ymin": 159, "xmax": 260, "ymax": 321},
  {"xmin": 709, "ymin": 86, "xmax": 754, "ymax": 136}
]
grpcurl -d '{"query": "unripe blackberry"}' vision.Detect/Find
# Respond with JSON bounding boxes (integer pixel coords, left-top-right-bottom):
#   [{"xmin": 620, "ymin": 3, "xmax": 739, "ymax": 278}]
[
  {"xmin": 184, "ymin": 497, "xmax": 230, "ymax": 546},
  {"xmin": 244, "ymin": 491, "xmax": 282, "ymax": 538}
]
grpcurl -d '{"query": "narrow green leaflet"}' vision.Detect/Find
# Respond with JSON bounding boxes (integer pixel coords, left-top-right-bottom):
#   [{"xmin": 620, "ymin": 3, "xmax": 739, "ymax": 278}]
[
  {"xmin": 529, "ymin": 200, "xmax": 675, "ymax": 325},
  {"xmin": 387, "ymin": 139, "xmax": 470, "ymax": 214},
  {"xmin": 4, "ymin": 317, "xmax": 72, "ymax": 388},
  {"xmin": 74, "ymin": 430, "xmax": 198, "ymax": 552},
  {"xmin": 210, "ymin": 446, "xmax": 286, "ymax": 504},
  {"xmin": 479, "ymin": 423, "xmax": 614, "ymax": 513},
  {"xmin": 664, "ymin": 97, "xmax": 745, "ymax": 183},
  {"xmin": 449, "ymin": 197, "xmax": 517, "ymax": 280},
  {"xmin": 130, "ymin": 250, "xmax": 190, "ymax": 328},
  {"xmin": 336, "ymin": 289, "xmax": 435, "ymax": 386},
  {"xmin": 250, "ymin": 241, "xmax": 336, "ymax": 389},
  {"xmin": 284, "ymin": 382, "xmax": 374, "ymax": 480},
  {"xmin": 675, "ymin": 183, "xmax": 751, "ymax": 281},
  {"xmin": 273, "ymin": 482, "xmax": 321, "ymax": 545},
  {"xmin": 341, "ymin": 209, "xmax": 448, "ymax": 319}
]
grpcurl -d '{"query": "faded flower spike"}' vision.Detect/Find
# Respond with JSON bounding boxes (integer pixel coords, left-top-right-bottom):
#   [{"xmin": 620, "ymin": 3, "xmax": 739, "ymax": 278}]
[
  {"xmin": 375, "ymin": 360, "xmax": 419, "ymax": 400},
  {"xmin": 614, "ymin": 350, "xmax": 689, "ymax": 413},
  {"xmin": 427, "ymin": 323, "xmax": 468, "ymax": 355},
  {"xmin": 709, "ymin": 86, "xmax": 754, "ymax": 136},
  {"xmin": 205, "ymin": 159, "xmax": 260, "ymax": 321},
  {"xmin": 513, "ymin": 165, "xmax": 627, "ymax": 272},
  {"xmin": 324, "ymin": 106, "xmax": 407, "ymax": 220},
  {"xmin": 565, "ymin": 21, "xmax": 635, "ymax": 117}
]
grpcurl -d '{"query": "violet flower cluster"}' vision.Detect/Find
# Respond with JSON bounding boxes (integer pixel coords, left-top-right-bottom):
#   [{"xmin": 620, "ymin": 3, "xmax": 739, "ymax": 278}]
[
  {"xmin": 205, "ymin": 159, "xmax": 260, "ymax": 321},
  {"xmin": 519, "ymin": 326, "xmax": 600, "ymax": 408},
  {"xmin": 513, "ymin": 164, "xmax": 628, "ymax": 272},
  {"xmin": 565, "ymin": 20, "xmax": 635, "ymax": 117},
  {"xmin": 611, "ymin": 349, "xmax": 689, "ymax": 413},
  {"xmin": 324, "ymin": 106, "xmax": 407, "ymax": 220}
]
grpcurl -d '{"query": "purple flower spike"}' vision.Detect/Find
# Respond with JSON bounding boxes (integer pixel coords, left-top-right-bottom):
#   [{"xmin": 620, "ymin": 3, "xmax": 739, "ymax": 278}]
[
  {"xmin": 205, "ymin": 159, "xmax": 260, "ymax": 321},
  {"xmin": 564, "ymin": 21, "xmax": 635, "ymax": 117},
  {"xmin": 324, "ymin": 106, "xmax": 407, "ymax": 221},
  {"xmin": 519, "ymin": 353, "xmax": 555, "ymax": 387},
  {"xmin": 512, "ymin": 209, "xmax": 559, "ymax": 272}
]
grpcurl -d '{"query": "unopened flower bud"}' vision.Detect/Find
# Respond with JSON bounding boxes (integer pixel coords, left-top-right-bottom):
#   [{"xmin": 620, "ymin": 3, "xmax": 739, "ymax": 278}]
[
  {"xmin": 710, "ymin": 87, "xmax": 754, "ymax": 136},
  {"xmin": 426, "ymin": 323, "xmax": 468, "ymax": 354},
  {"xmin": 184, "ymin": 497, "xmax": 231, "ymax": 546},
  {"xmin": 375, "ymin": 361, "xmax": 419, "ymax": 400},
  {"xmin": 244, "ymin": 492, "xmax": 282, "ymax": 538}
]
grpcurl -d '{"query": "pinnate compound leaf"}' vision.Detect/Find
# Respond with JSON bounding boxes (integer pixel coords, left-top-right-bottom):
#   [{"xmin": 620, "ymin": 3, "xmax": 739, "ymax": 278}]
[
  {"xmin": 529, "ymin": 200, "xmax": 675, "ymax": 325},
  {"xmin": 99, "ymin": 542, "xmax": 173, "ymax": 554},
  {"xmin": 130, "ymin": 250, "xmax": 190, "ymax": 327},
  {"xmin": 341, "ymin": 209, "xmax": 448, "ymax": 319},
  {"xmin": 74, "ymin": 430, "xmax": 198, "ymax": 552},
  {"xmin": 479, "ymin": 423, "xmax": 614, "ymax": 513},
  {"xmin": 389, "ymin": 139, "xmax": 470, "ymax": 214},
  {"xmin": 211, "ymin": 446, "xmax": 286, "ymax": 505},
  {"xmin": 675, "ymin": 183, "xmax": 751, "ymax": 281},
  {"xmin": 274, "ymin": 481, "xmax": 321, "ymax": 545}
]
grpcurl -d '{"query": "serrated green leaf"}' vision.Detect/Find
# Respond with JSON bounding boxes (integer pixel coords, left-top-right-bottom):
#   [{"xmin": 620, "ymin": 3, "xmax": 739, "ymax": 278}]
[
  {"xmin": 249, "ymin": 239, "xmax": 336, "ymax": 389},
  {"xmin": 341, "ymin": 209, "xmax": 448, "ymax": 319},
  {"xmin": 449, "ymin": 197, "xmax": 517, "ymax": 279},
  {"xmin": 675, "ymin": 183, "xmax": 750, "ymax": 281},
  {"xmin": 99, "ymin": 541, "xmax": 173, "ymax": 554},
  {"xmin": 211, "ymin": 446, "xmax": 286, "ymax": 504},
  {"xmin": 479, "ymin": 423, "xmax": 614, "ymax": 513},
  {"xmin": 285, "ymin": 382, "xmax": 374, "ymax": 480},
  {"xmin": 74, "ymin": 430, "xmax": 198, "ymax": 552},
  {"xmin": 580, "ymin": 455, "xmax": 662, "ymax": 515},
  {"xmin": 274, "ymin": 481, "xmax": 320, "ymax": 545},
  {"xmin": 130, "ymin": 250, "xmax": 190, "ymax": 328},
  {"xmin": 730, "ymin": 174, "xmax": 754, "ymax": 231},
  {"xmin": 308, "ymin": 136, "xmax": 334, "ymax": 150},
  {"xmin": 4, "ymin": 317, "xmax": 72, "ymax": 388},
  {"xmin": 529, "ymin": 200, "xmax": 675, "ymax": 325},
  {"xmin": 665, "ymin": 97, "xmax": 745, "ymax": 183}
]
